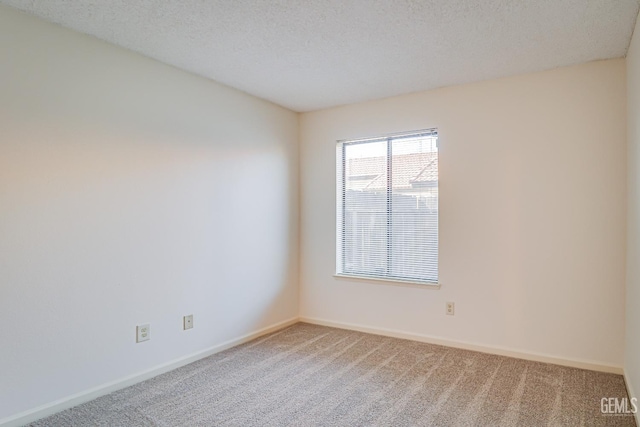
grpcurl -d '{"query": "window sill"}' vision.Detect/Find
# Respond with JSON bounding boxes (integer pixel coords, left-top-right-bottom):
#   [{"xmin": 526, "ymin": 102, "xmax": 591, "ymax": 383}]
[{"xmin": 333, "ymin": 274, "xmax": 440, "ymax": 289}]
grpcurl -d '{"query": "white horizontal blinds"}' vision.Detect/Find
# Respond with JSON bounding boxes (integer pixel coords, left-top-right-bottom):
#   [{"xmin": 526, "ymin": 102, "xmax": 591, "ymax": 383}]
[
  {"xmin": 390, "ymin": 133, "xmax": 438, "ymax": 283},
  {"xmin": 337, "ymin": 130, "xmax": 438, "ymax": 283},
  {"xmin": 341, "ymin": 139, "xmax": 389, "ymax": 277}
]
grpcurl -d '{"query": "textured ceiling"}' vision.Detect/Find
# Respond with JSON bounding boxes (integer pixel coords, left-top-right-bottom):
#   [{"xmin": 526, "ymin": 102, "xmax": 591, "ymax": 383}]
[{"xmin": 2, "ymin": 1, "xmax": 639, "ymax": 112}]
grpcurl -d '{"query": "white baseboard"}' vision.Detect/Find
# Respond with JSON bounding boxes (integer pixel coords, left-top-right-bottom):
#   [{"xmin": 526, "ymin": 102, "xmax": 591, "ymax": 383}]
[
  {"xmin": 300, "ymin": 316, "xmax": 623, "ymax": 375},
  {"xmin": 0, "ymin": 317, "xmax": 299, "ymax": 427},
  {"xmin": 3, "ymin": 316, "xmax": 625, "ymax": 427},
  {"xmin": 623, "ymin": 369, "xmax": 640, "ymax": 426}
]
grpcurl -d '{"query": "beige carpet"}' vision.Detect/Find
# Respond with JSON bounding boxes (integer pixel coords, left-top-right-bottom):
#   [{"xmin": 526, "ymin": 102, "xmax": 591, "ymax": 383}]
[{"xmin": 30, "ymin": 323, "xmax": 635, "ymax": 426}]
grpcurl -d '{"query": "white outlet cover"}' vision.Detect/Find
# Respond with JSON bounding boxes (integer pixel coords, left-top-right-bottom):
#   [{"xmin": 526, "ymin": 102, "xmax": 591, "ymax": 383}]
[
  {"xmin": 446, "ymin": 302, "xmax": 455, "ymax": 315},
  {"xmin": 136, "ymin": 324, "xmax": 150, "ymax": 343},
  {"xmin": 184, "ymin": 315, "xmax": 193, "ymax": 330}
]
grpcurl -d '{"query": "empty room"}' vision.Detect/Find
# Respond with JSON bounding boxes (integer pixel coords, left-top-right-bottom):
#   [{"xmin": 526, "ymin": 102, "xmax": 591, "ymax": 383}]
[{"xmin": 1, "ymin": 0, "xmax": 640, "ymax": 426}]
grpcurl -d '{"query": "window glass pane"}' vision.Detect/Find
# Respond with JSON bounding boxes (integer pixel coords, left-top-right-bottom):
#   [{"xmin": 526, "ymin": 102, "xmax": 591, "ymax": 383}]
[
  {"xmin": 343, "ymin": 140, "xmax": 388, "ymax": 276},
  {"xmin": 390, "ymin": 136, "xmax": 438, "ymax": 282}
]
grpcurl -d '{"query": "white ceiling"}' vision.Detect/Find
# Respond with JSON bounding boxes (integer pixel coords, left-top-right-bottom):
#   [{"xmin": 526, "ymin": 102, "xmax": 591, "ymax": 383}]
[{"xmin": 2, "ymin": 1, "xmax": 639, "ymax": 112}]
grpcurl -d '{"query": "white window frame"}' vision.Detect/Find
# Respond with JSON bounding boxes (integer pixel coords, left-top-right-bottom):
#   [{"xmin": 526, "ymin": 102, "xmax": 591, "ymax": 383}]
[{"xmin": 335, "ymin": 129, "xmax": 439, "ymax": 288}]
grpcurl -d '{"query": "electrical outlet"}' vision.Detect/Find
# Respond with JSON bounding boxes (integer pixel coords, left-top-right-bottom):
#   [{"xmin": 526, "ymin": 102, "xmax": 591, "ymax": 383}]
[
  {"xmin": 183, "ymin": 315, "xmax": 193, "ymax": 330},
  {"xmin": 446, "ymin": 302, "xmax": 455, "ymax": 316},
  {"xmin": 136, "ymin": 324, "xmax": 150, "ymax": 343}
]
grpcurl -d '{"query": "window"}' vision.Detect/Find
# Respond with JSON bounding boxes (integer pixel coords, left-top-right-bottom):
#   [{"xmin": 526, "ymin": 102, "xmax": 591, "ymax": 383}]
[{"xmin": 336, "ymin": 130, "xmax": 438, "ymax": 284}]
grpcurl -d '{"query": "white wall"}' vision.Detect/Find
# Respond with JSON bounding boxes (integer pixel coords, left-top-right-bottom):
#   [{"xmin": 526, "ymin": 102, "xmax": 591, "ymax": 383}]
[
  {"xmin": 0, "ymin": 5, "xmax": 298, "ymax": 420},
  {"xmin": 626, "ymin": 11, "xmax": 640, "ymax": 404},
  {"xmin": 300, "ymin": 59, "xmax": 627, "ymax": 368}
]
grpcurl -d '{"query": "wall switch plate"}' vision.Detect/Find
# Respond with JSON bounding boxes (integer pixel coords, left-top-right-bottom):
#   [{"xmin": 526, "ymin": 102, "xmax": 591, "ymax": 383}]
[
  {"xmin": 136, "ymin": 324, "xmax": 150, "ymax": 343},
  {"xmin": 446, "ymin": 302, "xmax": 455, "ymax": 316},
  {"xmin": 183, "ymin": 315, "xmax": 193, "ymax": 330}
]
